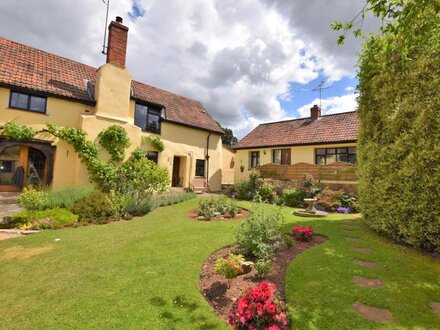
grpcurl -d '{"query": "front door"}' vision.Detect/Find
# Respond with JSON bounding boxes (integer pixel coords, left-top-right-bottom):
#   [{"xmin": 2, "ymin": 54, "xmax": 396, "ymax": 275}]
[{"xmin": 172, "ymin": 156, "xmax": 181, "ymax": 187}]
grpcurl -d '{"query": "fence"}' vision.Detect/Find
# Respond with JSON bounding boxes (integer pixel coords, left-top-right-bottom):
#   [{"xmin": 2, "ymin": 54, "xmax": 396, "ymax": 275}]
[{"xmin": 257, "ymin": 162, "xmax": 358, "ymax": 183}]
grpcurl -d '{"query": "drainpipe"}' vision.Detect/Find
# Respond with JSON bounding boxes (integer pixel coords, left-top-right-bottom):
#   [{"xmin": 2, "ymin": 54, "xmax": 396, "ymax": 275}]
[{"xmin": 206, "ymin": 132, "xmax": 211, "ymax": 192}]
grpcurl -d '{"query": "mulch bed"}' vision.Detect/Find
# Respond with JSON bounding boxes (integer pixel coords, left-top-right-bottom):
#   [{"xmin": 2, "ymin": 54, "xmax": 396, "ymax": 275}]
[
  {"xmin": 187, "ymin": 208, "xmax": 250, "ymax": 221},
  {"xmin": 199, "ymin": 234, "xmax": 327, "ymax": 323}
]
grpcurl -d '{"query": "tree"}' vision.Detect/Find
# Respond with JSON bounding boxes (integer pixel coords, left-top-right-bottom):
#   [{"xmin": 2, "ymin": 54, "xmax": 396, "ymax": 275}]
[
  {"xmin": 335, "ymin": 0, "xmax": 440, "ymax": 252},
  {"xmin": 216, "ymin": 122, "xmax": 238, "ymax": 146}
]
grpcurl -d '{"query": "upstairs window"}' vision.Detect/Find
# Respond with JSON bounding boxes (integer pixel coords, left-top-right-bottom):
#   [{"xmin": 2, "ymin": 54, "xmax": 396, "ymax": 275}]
[
  {"xmin": 315, "ymin": 147, "xmax": 356, "ymax": 165},
  {"xmin": 249, "ymin": 151, "xmax": 260, "ymax": 168},
  {"xmin": 9, "ymin": 91, "xmax": 47, "ymax": 113},
  {"xmin": 195, "ymin": 159, "xmax": 205, "ymax": 177},
  {"xmin": 146, "ymin": 151, "xmax": 159, "ymax": 164},
  {"xmin": 134, "ymin": 103, "xmax": 161, "ymax": 134}
]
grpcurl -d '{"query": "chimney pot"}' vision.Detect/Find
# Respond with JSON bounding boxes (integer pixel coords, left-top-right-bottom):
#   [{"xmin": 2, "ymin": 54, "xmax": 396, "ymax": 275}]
[
  {"xmin": 106, "ymin": 17, "xmax": 129, "ymax": 67},
  {"xmin": 310, "ymin": 104, "xmax": 321, "ymax": 119}
]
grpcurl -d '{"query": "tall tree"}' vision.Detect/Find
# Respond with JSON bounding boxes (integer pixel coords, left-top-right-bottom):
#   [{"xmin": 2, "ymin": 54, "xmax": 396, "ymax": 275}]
[{"xmin": 217, "ymin": 122, "xmax": 238, "ymax": 146}]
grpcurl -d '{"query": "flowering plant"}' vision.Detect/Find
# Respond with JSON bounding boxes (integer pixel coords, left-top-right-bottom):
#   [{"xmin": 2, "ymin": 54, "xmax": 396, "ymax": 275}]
[
  {"xmin": 229, "ymin": 281, "xmax": 288, "ymax": 330},
  {"xmin": 292, "ymin": 226, "xmax": 313, "ymax": 241},
  {"xmin": 336, "ymin": 206, "xmax": 353, "ymax": 214}
]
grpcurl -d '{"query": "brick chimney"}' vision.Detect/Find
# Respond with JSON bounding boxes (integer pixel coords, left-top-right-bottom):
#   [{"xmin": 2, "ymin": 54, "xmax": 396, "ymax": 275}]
[
  {"xmin": 310, "ymin": 104, "xmax": 321, "ymax": 119},
  {"xmin": 106, "ymin": 16, "xmax": 129, "ymax": 67}
]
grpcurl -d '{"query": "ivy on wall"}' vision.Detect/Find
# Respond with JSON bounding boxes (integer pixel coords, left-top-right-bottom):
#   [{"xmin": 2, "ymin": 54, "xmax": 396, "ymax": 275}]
[
  {"xmin": 143, "ymin": 135, "xmax": 165, "ymax": 152},
  {"xmin": 98, "ymin": 125, "xmax": 131, "ymax": 162}
]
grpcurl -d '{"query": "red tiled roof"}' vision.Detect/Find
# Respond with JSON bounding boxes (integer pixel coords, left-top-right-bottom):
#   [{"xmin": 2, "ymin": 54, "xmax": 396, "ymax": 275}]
[
  {"xmin": 0, "ymin": 37, "xmax": 223, "ymax": 134},
  {"xmin": 234, "ymin": 112, "xmax": 359, "ymax": 149}
]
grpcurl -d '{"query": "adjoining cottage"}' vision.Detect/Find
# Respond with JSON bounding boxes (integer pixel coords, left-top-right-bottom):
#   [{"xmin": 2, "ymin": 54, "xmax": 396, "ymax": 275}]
[
  {"xmin": 0, "ymin": 17, "xmax": 224, "ymax": 192},
  {"xmin": 233, "ymin": 105, "xmax": 359, "ymax": 188}
]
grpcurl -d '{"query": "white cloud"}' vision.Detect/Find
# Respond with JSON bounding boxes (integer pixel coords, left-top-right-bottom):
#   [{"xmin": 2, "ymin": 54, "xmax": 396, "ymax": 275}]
[
  {"xmin": 345, "ymin": 86, "xmax": 355, "ymax": 92},
  {"xmin": 297, "ymin": 93, "xmax": 358, "ymax": 118},
  {"xmin": 0, "ymin": 0, "xmax": 371, "ymax": 139}
]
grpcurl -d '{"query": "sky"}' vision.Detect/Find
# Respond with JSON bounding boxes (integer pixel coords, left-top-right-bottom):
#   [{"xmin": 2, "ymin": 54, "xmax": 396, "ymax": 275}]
[{"xmin": 0, "ymin": 0, "xmax": 378, "ymax": 138}]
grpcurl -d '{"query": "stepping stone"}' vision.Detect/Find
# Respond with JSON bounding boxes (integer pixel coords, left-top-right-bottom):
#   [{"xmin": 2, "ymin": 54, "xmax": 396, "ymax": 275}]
[
  {"xmin": 352, "ymin": 301, "xmax": 393, "ymax": 323},
  {"xmin": 352, "ymin": 247, "xmax": 373, "ymax": 254},
  {"xmin": 352, "ymin": 276, "xmax": 383, "ymax": 288},
  {"xmin": 353, "ymin": 259, "xmax": 378, "ymax": 269},
  {"xmin": 429, "ymin": 301, "xmax": 440, "ymax": 316},
  {"xmin": 345, "ymin": 236, "xmax": 362, "ymax": 242}
]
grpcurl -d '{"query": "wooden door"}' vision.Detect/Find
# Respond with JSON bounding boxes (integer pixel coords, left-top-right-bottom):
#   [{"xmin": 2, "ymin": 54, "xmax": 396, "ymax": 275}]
[
  {"xmin": 281, "ymin": 149, "xmax": 291, "ymax": 165},
  {"xmin": 172, "ymin": 156, "xmax": 180, "ymax": 187}
]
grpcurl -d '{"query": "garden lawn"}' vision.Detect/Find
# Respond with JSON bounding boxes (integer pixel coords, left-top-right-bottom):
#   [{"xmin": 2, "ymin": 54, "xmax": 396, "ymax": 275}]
[{"xmin": 0, "ymin": 199, "xmax": 438, "ymax": 329}]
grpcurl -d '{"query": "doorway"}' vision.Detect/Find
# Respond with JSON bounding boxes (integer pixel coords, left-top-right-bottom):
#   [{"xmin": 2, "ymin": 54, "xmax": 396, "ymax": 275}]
[
  {"xmin": 0, "ymin": 142, "xmax": 54, "ymax": 192},
  {"xmin": 172, "ymin": 156, "xmax": 181, "ymax": 187}
]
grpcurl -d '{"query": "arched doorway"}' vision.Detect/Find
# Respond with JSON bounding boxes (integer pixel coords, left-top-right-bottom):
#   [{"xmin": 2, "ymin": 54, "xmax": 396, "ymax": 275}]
[{"xmin": 0, "ymin": 141, "xmax": 55, "ymax": 192}]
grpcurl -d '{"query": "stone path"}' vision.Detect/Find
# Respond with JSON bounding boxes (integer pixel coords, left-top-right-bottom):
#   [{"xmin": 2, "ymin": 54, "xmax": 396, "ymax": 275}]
[
  {"xmin": 342, "ymin": 219, "xmax": 394, "ymax": 323},
  {"xmin": 429, "ymin": 302, "xmax": 440, "ymax": 316}
]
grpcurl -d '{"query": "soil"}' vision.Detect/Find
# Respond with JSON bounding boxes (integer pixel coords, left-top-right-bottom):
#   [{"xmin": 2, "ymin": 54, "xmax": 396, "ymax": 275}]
[
  {"xmin": 188, "ymin": 208, "xmax": 250, "ymax": 221},
  {"xmin": 199, "ymin": 235, "xmax": 327, "ymax": 323},
  {"xmin": 352, "ymin": 301, "xmax": 393, "ymax": 323},
  {"xmin": 352, "ymin": 275, "xmax": 383, "ymax": 288},
  {"xmin": 353, "ymin": 259, "xmax": 379, "ymax": 269},
  {"xmin": 429, "ymin": 301, "xmax": 440, "ymax": 316}
]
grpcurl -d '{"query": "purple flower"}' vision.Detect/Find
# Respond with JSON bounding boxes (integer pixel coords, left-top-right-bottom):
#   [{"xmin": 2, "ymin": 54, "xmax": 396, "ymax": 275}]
[
  {"xmin": 336, "ymin": 206, "xmax": 352, "ymax": 214},
  {"xmin": 315, "ymin": 205, "xmax": 326, "ymax": 212}
]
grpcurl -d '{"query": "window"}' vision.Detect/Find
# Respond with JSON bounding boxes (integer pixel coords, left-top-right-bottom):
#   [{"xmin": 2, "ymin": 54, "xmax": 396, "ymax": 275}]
[
  {"xmin": 315, "ymin": 147, "xmax": 356, "ymax": 165},
  {"xmin": 146, "ymin": 151, "xmax": 159, "ymax": 164},
  {"xmin": 272, "ymin": 149, "xmax": 291, "ymax": 165},
  {"xmin": 250, "ymin": 151, "xmax": 260, "ymax": 168},
  {"xmin": 134, "ymin": 103, "xmax": 161, "ymax": 134},
  {"xmin": 0, "ymin": 161, "xmax": 13, "ymax": 173},
  {"xmin": 9, "ymin": 91, "xmax": 47, "ymax": 113},
  {"xmin": 195, "ymin": 159, "xmax": 205, "ymax": 177}
]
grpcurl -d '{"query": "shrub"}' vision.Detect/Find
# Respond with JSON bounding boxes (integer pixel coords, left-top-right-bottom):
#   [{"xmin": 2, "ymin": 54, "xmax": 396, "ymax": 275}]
[
  {"xmin": 281, "ymin": 188, "xmax": 306, "ymax": 207},
  {"xmin": 229, "ymin": 281, "xmax": 288, "ymax": 329},
  {"xmin": 236, "ymin": 172, "xmax": 263, "ymax": 200},
  {"xmin": 315, "ymin": 189, "xmax": 345, "ymax": 212},
  {"xmin": 356, "ymin": 1, "xmax": 440, "ymax": 251},
  {"xmin": 292, "ymin": 226, "xmax": 314, "ymax": 241},
  {"xmin": 236, "ymin": 203, "xmax": 284, "ymax": 259},
  {"xmin": 17, "ymin": 187, "xmax": 48, "ymax": 211},
  {"xmin": 42, "ymin": 186, "xmax": 94, "ymax": 210},
  {"xmin": 257, "ymin": 183, "xmax": 275, "ymax": 203},
  {"xmin": 197, "ymin": 196, "xmax": 240, "ymax": 220},
  {"xmin": 282, "ymin": 233, "xmax": 294, "ymax": 248},
  {"xmin": 254, "ymin": 259, "xmax": 271, "ymax": 279},
  {"xmin": 214, "ymin": 253, "xmax": 245, "ymax": 279},
  {"xmin": 72, "ymin": 191, "xmax": 121, "ymax": 224},
  {"xmin": 12, "ymin": 208, "xmax": 78, "ymax": 230}
]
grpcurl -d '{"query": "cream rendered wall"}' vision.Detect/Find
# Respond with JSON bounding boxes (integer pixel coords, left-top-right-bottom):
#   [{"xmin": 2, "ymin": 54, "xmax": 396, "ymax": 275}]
[
  {"xmin": 234, "ymin": 142, "xmax": 357, "ymax": 182},
  {"xmin": 0, "ymin": 87, "xmax": 93, "ymax": 189},
  {"xmin": 221, "ymin": 146, "xmax": 235, "ymax": 185}
]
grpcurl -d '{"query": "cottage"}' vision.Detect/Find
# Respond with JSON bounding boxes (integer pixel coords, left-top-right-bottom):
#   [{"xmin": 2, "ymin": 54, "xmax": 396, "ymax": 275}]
[
  {"xmin": 0, "ymin": 17, "xmax": 224, "ymax": 192},
  {"xmin": 233, "ymin": 105, "xmax": 359, "ymax": 186}
]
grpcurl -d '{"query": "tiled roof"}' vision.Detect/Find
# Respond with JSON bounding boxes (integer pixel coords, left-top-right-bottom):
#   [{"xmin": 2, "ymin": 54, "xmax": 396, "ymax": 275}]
[
  {"xmin": 0, "ymin": 37, "xmax": 223, "ymax": 134},
  {"xmin": 234, "ymin": 112, "xmax": 359, "ymax": 149}
]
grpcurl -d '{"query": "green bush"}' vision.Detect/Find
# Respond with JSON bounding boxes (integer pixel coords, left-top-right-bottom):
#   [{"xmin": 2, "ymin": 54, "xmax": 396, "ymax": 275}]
[
  {"xmin": 11, "ymin": 208, "xmax": 78, "ymax": 230},
  {"xmin": 356, "ymin": 1, "xmax": 440, "ymax": 251},
  {"xmin": 281, "ymin": 188, "xmax": 306, "ymax": 207},
  {"xmin": 72, "ymin": 191, "xmax": 121, "ymax": 224},
  {"xmin": 254, "ymin": 259, "xmax": 272, "ymax": 279},
  {"xmin": 236, "ymin": 172, "xmax": 263, "ymax": 200},
  {"xmin": 257, "ymin": 183, "xmax": 275, "ymax": 203},
  {"xmin": 236, "ymin": 203, "xmax": 284, "ymax": 259},
  {"xmin": 43, "ymin": 186, "xmax": 95, "ymax": 210},
  {"xmin": 214, "ymin": 253, "xmax": 245, "ymax": 279},
  {"xmin": 17, "ymin": 187, "xmax": 48, "ymax": 211},
  {"xmin": 197, "ymin": 196, "xmax": 240, "ymax": 220}
]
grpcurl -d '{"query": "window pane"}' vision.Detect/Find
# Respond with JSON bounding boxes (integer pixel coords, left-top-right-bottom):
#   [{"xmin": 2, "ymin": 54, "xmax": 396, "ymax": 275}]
[
  {"xmin": 316, "ymin": 148, "xmax": 325, "ymax": 155},
  {"xmin": 0, "ymin": 146, "xmax": 21, "ymax": 186},
  {"xmin": 348, "ymin": 155, "xmax": 357, "ymax": 164},
  {"xmin": 316, "ymin": 156, "xmax": 326, "ymax": 165},
  {"xmin": 146, "ymin": 151, "xmax": 159, "ymax": 164},
  {"xmin": 147, "ymin": 112, "xmax": 160, "ymax": 133},
  {"xmin": 326, "ymin": 148, "xmax": 336, "ymax": 155},
  {"xmin": 326, "ymin": 155, "xmax": 336, "ymax": 164},
  {"xmin": 337, "ymin": 148, "xmax": 347, "ymax": 154},
  {"xmin": 273, "ymin": 149, "xmax": 281, "ymax": 164},
  {"xmin": 337, "ymin": 154, "xmax": 348, "ymax": 163},
  {"xmin": 29, "ymin": 96, "xmax": 46, "ymax": 113},
  {"xmin": 348, "ymin": 147, "xmax": 356, "ymax": 154},
  {"xmin": 134, "ymin": 104, "xmax": 148, "ymax": 130},
  {"xmin": 10, "ymin": 92, "xmax": 28, "ymax": 109},
  {"xmin": 195, "ymin": 159, "xmax": 205, "ymax": 177}
]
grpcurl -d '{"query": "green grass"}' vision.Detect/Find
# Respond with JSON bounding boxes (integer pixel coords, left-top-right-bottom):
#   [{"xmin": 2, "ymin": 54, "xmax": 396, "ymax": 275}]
[{"xmin": 0, "ymin": 199, "xmax": 438, "ymax": 329}]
